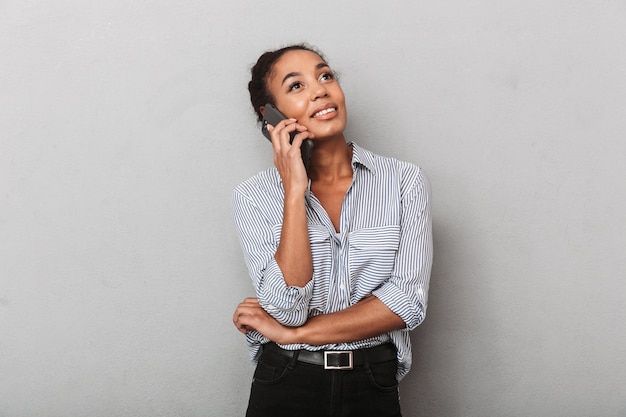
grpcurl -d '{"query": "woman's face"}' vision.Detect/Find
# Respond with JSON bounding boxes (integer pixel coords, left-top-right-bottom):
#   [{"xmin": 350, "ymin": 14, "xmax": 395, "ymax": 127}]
[{"xmin": 265, "ymin": 49, "xmax": 347, "ymax": 140}]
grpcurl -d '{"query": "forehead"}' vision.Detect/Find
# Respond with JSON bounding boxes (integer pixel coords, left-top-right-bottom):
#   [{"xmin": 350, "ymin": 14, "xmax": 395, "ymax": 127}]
[{"xmin": 269, "ymin": 50, "xmax": 327, "ymax": 79}]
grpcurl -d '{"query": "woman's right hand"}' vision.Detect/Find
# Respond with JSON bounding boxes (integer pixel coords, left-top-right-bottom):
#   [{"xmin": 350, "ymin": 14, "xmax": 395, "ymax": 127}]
[
  {"xmin": 267, "ymin": 119, "xmax": 314, "ymax": 196},
  {"xmin": 267, "ymin": 119, "xmax": 314, "ymax": 288}
]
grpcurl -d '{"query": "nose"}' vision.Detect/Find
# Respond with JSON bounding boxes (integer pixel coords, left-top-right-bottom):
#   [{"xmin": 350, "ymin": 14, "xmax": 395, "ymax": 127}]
[{"xmin": 311, "ymin": 81, "xmax": 328, "ymax": 101}]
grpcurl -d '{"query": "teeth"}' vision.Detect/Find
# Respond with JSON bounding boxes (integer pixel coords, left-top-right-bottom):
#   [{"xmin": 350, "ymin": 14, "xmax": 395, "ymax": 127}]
[{"xmin": 314, "ymin": 107, "xmax": 336, "ymax": 118}]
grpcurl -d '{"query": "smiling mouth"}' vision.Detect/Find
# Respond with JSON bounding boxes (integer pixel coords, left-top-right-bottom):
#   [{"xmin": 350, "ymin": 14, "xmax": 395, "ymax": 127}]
[{"xmin": 312, "ymin": 107, "xmax": 336, "ymax": 118}]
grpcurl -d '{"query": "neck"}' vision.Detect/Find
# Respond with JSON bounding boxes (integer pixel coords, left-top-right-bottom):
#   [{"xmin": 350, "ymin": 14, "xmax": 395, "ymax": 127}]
[{"xmin": 308, "ymin": 136, "xmax": 353, "ymax": 183}]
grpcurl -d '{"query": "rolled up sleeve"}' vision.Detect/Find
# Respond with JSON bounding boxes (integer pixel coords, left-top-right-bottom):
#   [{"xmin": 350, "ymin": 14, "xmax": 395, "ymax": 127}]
[
  {"xmin": 372, "ymin": 169, "xmax": 432, "ymax": 330},
  {"xmin": 233, "ymin": 186, "xmax": 313, "ymax": 327}
]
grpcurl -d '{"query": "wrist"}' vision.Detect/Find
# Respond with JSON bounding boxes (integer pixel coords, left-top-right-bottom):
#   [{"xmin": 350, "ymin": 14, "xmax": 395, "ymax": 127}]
[
  {"xmin": 283, "ymin": 322, "xmax": 309, "ymax": 346},
  {"xmin": 275, "ymin": 325, "xmax": 296, "ymax": 345},
  {"xmin": 283, "ymin": 187, "xmax": 307, "ymax": 203}
]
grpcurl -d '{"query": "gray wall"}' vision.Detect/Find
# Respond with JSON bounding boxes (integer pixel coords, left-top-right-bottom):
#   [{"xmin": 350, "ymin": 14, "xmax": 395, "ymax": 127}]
[{"xmin": 2, "ymin": 1, "xmax": 625, "ymax": 416}]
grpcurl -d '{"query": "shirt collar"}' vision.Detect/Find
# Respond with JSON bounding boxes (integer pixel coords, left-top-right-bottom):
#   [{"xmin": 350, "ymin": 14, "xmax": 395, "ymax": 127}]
[{"xmin": 348, "ymin": 141, "xmax": 376, "ymax": 174}]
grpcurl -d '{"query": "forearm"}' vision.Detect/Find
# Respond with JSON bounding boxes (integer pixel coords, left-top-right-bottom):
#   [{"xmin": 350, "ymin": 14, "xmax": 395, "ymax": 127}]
[
  {"xmin": 285, "ymin": 296, "xmax": 405, "ymax": 346},
  {"xmin": 274, "ymin": 193, "xmax": 313, "ymax": 287}
]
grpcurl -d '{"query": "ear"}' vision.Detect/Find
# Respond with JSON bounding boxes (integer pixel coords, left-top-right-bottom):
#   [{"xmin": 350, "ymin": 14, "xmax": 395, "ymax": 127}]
[{"xmin": 259, "ymin": 105, "xmax": 265, "ymax": 117}]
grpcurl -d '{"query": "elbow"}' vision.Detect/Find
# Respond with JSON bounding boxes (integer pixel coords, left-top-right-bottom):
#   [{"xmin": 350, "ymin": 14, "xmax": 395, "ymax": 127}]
[
  {"xmin": 405, "ymin": 301, "xmax": 427, "ymax": 331},
  {"xmin": 256, "ymin": 271, "xmax": 313, "ymax": 327},
  {"xmin": 256, "ymin": 297, "xmax": 309, "ymax": 327}
]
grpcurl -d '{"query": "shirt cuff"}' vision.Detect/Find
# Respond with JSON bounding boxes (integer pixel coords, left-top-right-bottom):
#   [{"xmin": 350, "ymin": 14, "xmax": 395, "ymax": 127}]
[
  {"xmin": 372, "ymin": 282, "xmax": 425, "ymax": 331},
  {"xmin": 257, "ymin": 258, "xmax": 314, "ymax": 327}
]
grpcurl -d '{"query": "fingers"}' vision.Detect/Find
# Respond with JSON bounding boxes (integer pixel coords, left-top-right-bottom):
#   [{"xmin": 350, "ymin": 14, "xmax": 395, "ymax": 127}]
[
  {"xmin": 232, "ymin": 297, "xmax": 291, "ymax": 344},
  {"xmin": 267, "ymin": 119, "xmax": 311, "ymax": 149},
  {"xmin": 290, "ymin": 130, "xmax": 315, "ymax": 149},
  {"xmin": 232, "ymin": 298, "xmax": 263, "ymax": 335},
  {"xmin": 241, "ymin": 297, "xmax": 259, "ymax": 305},
  {"xmin": 268, "ymin": 121, "xmax": 313, "ymax": 189}
]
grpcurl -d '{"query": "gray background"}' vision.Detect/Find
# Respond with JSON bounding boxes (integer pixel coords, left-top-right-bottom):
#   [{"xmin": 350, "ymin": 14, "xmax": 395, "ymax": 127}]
[{"xmin": 2, "ymin": 1, "xmax": 625, "ymax": 416}]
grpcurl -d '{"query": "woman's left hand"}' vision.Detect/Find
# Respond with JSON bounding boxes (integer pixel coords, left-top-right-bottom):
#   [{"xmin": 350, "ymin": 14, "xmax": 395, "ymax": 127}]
[{"xmin": 233, "ymin": 298, "xmax": 294, "ymax": 344}]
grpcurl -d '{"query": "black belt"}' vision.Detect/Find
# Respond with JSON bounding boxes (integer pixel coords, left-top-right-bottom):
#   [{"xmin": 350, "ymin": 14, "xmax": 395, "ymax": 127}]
[{"xmin": 264, "ymin": 342, "xmax": 397, "ymax": 370}]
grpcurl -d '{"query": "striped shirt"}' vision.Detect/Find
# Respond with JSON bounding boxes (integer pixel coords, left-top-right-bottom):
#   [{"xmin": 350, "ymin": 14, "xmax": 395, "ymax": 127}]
[{"xmin": 232, "ymin": 142, "xmax": 433, "ymax": 379}]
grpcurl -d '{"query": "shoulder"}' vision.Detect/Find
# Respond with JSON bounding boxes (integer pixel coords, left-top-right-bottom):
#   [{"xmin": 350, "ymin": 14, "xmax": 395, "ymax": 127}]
[
  {"xmin": 232, "ymin": 168, "xmax": 286, "ymax": 220},
  {"xmin": 233, "ymin": 167, "xmax": 282, "ymax": 198},
  {"xmin": 352, "ymin": 143, "xmax": 429, "ymax": 193}
]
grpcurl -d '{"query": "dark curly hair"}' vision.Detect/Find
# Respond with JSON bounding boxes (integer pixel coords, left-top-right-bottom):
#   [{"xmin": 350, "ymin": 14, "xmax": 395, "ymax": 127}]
[{"xmin": 248, "ymin": 44, "xmax": 327, "ymax": 122}]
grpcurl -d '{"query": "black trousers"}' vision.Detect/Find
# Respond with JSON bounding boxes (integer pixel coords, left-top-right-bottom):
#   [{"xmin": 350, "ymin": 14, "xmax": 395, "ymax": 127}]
[{"xmin": 246, "ymin": 344, "xmax": 402, "ymax": 417}]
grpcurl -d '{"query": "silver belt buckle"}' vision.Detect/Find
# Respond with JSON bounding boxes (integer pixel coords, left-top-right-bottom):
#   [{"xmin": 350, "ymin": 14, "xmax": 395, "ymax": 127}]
[{"xmin": 324, "ymin": 351, "xmax": 353, "ymax": 370}]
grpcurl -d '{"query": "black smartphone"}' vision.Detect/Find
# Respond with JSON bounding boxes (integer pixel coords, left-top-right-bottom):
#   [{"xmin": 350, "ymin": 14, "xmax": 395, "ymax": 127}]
[{"xmin": 261, "ymin": 103, "xmax": 314, "ymax": 172}]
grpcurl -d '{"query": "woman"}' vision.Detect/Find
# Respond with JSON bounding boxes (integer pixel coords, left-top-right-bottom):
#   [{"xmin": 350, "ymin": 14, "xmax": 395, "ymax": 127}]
[{"xmin": 232, "ymin": 44, "xmax": 433, "ymax": 417}]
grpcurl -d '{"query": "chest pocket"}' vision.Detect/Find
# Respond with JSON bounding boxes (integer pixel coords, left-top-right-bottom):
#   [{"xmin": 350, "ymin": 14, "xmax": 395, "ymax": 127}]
[{"xmin": 348, "ymin": 225, "xmax": 401, "ymax": 286}]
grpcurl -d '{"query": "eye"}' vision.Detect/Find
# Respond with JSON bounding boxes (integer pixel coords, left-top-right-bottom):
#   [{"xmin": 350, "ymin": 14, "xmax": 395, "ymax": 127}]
[
  {"xmin": 288, "ymin": 81, "xmax": 303, "ymax": 91},
  {"xmin": 320, "ymin": 72, "xmax": 335, "ymax": 82}
]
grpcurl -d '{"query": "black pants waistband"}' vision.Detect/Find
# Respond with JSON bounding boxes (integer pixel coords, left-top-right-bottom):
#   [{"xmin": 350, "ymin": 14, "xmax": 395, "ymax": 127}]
[{"xmin": 264, "ymin": 342, "xmax": 397, "ymax": 369}]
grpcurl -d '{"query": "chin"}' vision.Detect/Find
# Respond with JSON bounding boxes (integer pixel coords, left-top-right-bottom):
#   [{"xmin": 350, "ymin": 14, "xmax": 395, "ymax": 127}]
[{"xmin": 313, "ymin": 121, "xmax": 347, "ymax": 139}]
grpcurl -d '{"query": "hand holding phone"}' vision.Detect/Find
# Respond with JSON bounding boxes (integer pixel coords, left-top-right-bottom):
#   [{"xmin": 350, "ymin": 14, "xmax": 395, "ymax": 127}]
[{"xmin": 261, "ymin": 103, "xmax": 314, "ymax": 173}]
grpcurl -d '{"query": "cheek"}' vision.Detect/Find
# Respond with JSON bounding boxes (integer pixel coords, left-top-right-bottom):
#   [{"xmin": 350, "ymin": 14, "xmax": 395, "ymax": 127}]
[
  {"xmin": 332, "ymin": 84, "xmax": 346, "ymax": 104},
  {"xmin": 293, "ymin": 101, "xmax": 310, "ymax": 117},
  {"xmin": 275, "ymin": 98, "xmax": 308, "ymax": 119}
]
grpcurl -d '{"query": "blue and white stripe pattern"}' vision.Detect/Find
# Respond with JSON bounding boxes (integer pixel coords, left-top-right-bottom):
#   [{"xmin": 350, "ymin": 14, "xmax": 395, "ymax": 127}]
[{"xmin": 232, "ymin": 142, "xmax": 433, "ymax": 379}]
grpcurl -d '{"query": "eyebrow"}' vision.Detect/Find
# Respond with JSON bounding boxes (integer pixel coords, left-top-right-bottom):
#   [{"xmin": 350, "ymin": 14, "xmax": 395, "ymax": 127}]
[{"xmin": 281, "ymin": 62, "xmax": 330, "ymax": 85}]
